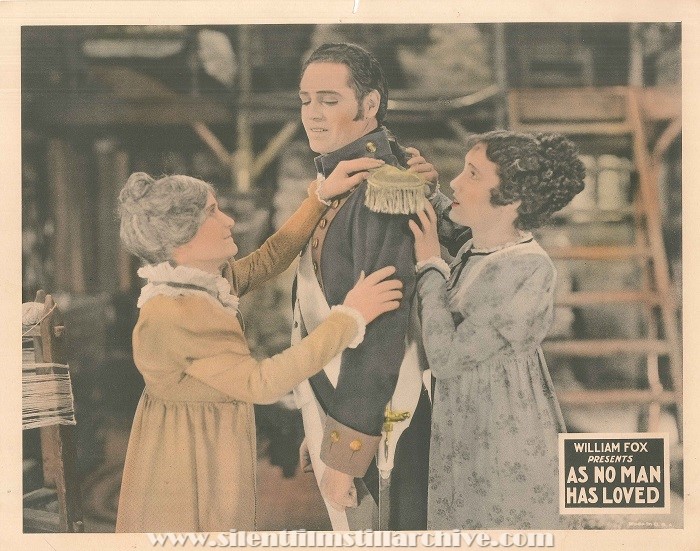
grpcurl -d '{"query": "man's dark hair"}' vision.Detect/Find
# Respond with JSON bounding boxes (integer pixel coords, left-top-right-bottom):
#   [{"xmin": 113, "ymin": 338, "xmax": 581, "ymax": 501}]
[{"xmin": 301, "ymin": 43, "xmax": 389, "ymax": 124}]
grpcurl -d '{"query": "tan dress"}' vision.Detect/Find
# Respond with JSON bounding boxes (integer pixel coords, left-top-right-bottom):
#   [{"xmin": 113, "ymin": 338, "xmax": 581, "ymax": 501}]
[{"xmin": 116, "ymin": 195, "xmax": 359, "ymax": 532}]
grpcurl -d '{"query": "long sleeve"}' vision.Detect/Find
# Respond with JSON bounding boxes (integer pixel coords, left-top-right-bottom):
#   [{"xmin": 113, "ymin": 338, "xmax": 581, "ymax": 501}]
[
  {"xmin": 318, "ymin": 182, "xmax": 416, "ymax": 476},
  {"xmin": 429, "ymin": 189, "xmax": 471, "ymax": 257},
  {"xmin": 228, "ymin": 188, "xmax": 327, "ymax": 297},
  {"xmin": 417, "ymin": 253, "xmax": 555, "ymax": 380},
  {"xmin": 133, "ymin": 294, "xmax": 358, "ymax": 405}
]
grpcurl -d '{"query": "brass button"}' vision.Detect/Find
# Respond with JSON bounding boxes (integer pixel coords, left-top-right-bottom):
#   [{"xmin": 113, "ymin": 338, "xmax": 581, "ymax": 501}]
[
  {"xmin": 319, "ymin": 218, "xmax": 327, "ymax": 229},
  {"xmin": 312, "ymin": 238, "xmax": 319, "ymax": 249},
  {"xmin": 349, "ymin": 439, "xmax": 362, "ymax": 451},
  {"xmin": 331, "ymin": 199, "xmax": 340, "ymax": 209},
  {"xmin": 312, "ymin": 261, "xmax": 318, "ymax": 273},
  {"xmin": 330, "ymin": 431, "xmax": 340, "ymax": 443},
  {"xmin": 365, "ymin": 141, "xmax": 377, "ymax": 153}
]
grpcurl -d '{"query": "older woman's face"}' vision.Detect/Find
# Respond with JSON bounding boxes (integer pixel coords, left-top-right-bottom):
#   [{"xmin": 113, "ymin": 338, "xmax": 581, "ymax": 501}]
[{"xmin": 172, "ymin": 192, "xmax": 237, "ymax": 273}]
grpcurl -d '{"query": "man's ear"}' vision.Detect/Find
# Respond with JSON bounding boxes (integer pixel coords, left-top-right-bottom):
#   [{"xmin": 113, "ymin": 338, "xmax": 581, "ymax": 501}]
[{"xmin": 363, "ymin": 90, "xmax": 381, "ymax": 119}]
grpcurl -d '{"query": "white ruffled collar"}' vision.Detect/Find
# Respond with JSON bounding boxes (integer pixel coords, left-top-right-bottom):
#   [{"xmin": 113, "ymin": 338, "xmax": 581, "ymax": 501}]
[{"xmin": 137, "ymin": 261, "xmax": 239, "ymax": 312}]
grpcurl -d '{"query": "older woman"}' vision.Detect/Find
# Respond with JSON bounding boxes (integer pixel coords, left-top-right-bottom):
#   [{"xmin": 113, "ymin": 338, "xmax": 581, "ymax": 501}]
[{"xmin": 115, "ymin": 161, "xmax": 403, "ymax": 532}]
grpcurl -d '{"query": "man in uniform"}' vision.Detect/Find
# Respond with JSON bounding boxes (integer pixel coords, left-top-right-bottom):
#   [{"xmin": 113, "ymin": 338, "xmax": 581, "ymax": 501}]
[{"xmin": 292, "ymin": 42, "xmax": 448, "ymax": 531}]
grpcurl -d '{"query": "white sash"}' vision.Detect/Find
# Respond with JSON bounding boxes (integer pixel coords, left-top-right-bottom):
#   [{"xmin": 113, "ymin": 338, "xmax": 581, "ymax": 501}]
[{"xmin": 292, "ymin": 245, "xmax": 427, "ymax": 483}]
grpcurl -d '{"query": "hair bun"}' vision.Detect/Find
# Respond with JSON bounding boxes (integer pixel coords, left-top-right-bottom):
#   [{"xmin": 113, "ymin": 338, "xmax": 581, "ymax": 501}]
[{"xmin": 118, "ymin": 172, "xmax": 155, "ymax": 213}]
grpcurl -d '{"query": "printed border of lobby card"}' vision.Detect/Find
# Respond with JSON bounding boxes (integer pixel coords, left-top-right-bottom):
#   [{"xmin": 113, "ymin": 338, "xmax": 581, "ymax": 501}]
[{"xmin": 559, "ymin": 432, "xmax": 671, "ymax": 515}]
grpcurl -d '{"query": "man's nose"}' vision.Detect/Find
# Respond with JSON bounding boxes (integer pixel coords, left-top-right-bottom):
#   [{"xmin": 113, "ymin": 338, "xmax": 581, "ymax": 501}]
[{"xmin": 307, "ymin": 101, "xmax": 323, "ymax": 120}]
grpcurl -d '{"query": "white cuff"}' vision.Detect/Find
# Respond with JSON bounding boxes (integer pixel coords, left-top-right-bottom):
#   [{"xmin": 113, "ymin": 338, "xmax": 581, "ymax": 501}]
[
  {"xmin": 416, "ymin": 256, "xmax": 450, "ymax": 280},
  {"xmin": 330, "ymin": 304, "xmax": 366, "ymax": 348},
  {"xmin": 315, "ymin": 175, "xmax": 333, "ymax": 207}
]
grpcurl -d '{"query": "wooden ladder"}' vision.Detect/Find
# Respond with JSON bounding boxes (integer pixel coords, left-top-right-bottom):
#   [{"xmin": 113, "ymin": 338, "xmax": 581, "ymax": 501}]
[{"xmin": 508, "ymin": 87, "xmax": 682, "ymax": 440}]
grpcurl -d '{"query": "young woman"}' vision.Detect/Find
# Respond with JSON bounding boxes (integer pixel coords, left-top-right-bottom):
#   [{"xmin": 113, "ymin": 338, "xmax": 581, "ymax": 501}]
[
  {"xmin": 115, "ymin": 162, "xmax": 404, "ymax": 532},
  {"xmin": 409, "ymin": 130, "xmax": 585, "ymax": 529}
]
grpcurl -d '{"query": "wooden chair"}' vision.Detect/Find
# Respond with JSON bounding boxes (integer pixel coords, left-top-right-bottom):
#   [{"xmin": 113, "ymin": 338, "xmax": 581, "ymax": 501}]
[{"xmin": 22, "ymin": 290, "xmax": 84, "ymax": 532}]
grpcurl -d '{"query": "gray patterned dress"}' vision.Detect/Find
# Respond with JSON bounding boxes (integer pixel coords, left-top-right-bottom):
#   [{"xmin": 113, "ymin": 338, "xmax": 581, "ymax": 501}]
[{"xmin": 417, "ymin": 235, "xmax": 568, "ymax": 530}]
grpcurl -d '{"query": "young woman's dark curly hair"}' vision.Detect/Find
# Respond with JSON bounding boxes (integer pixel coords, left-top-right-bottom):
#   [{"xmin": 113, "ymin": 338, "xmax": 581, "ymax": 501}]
[{"xmin": 466, "ymin": 130, "xmax": 586, "ymax": 230}]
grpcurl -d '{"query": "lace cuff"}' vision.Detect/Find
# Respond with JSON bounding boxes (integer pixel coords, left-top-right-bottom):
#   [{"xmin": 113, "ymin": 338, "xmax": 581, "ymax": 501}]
[
  {"xmin": 315, "ymin": 175, "xmax": 333, "ymax": 207},
  {"xmin": 330, "ymin": 304, "xmax": 366, "ymax": 348},
  {"xmin": 416, "ymin": 256, "xmax": 450, "ymax": 280}
]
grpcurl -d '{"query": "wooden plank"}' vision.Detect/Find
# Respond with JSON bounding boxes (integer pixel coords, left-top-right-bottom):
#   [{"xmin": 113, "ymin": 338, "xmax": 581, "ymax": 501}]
[
  {"xmin": 510, "ymin": 122, "xmax": 631, "ymax": 136},
  {"xmin": 556, "ymin": 291, "xmax": 661, "ymax": 306},
  {"xmin": 652, "ymin": 117, "xmax": 682, "ymax": 161},
  {"xmin": 26, "ymin": 93, "xmax": 234, "ymax": 126},
  {"xmin": 557, "ymin": 389, "xmax": 676, "ymax": 406},
  {"xmin": 192, "ymin": 122, "xmax": 232, "ymax": 167},
  {"xmin": 636, "ymin": 86, "xmax": 681, "ymax": 121},
  {"xmin": 251, "ymin": 120, "xmax": 300, "ymax": 181},
  {"xmin": 546, "ymin": 245, "xmax": 650, "ymax": 260},
  {"xmin": 551, "ymin": 207, "xmax": 635, "ymax": 223},
  {"xmin": 509, "ymin": 88, "xmax": 628, "ymax": 123},
  {"xmin": 23, "ymin": 487, "xmax": 57, "ymax": 506},
  {"xmin": 543, "ymin": 339, "xmax": 669, "ymax": 356},
  {"xmin": 23, "ymin": 508, "xmax": 60, "ymax": 533}
]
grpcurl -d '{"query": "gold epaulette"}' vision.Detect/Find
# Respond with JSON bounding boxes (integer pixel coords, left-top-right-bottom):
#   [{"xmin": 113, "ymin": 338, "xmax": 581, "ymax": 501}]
[{"xmin": 364, "ymin": 164, "xmax": 426, "ymax": 215}]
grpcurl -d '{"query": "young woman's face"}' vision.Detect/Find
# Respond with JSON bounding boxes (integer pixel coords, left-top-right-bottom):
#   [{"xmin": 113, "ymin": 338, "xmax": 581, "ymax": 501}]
[
  {"xmin": 448, "ymin": 143, "xmax": 502, "ymax": 228},
  {"xmin": 172, "ymin": 192, "xmax": 237, "ymax": 273},
  {"xmin": 299, "ymin": 62, "xmax": 378, "ymax": 155}
]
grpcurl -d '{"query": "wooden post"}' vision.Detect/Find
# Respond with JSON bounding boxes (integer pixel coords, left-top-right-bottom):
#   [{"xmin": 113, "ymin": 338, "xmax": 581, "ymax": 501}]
[
  {"xmin": 628, "ymin": 23, "xmax": 644, "ymax": 87},
  {"xmin": 235, "ymin": 26, "xmax": 253, "ymax": 193},
  {"xmin": 115, "ymin": 151, "xmax": 134, "ymax": 293},
  {"xmin": 493, "ymin": 23, "xmax": 508, "ymax": 129},
  {"xmin": 95, "ymin": 139, "xmax": 121, "ymax": 293},
  {"xmin": 47, "ymin": 140, "xmax": 73, "ymax": 292}
]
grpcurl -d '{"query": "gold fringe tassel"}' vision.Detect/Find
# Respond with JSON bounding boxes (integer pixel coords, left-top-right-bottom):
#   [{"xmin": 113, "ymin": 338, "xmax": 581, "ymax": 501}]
[{"xmin": 364, "ymin": 165, "xmax": 426, "ymax": 215}]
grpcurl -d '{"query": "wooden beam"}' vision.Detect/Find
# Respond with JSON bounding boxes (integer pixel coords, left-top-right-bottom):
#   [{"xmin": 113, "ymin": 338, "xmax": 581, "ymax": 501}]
[
  {"xmin": 546, "ymin": 245, "xmax": 650, "ymax": 260},
  {"xmin": 251, "ymin": 120, "xmax": 299, "ymax": 181},
  {"xmin": 652, "ymin": 117, "xmax": 682, "ymax": 162},
  {"xmin": 556, "ymin": 290, "xmax": 661, "ymax": 306},
  {"xmin": 26, "ymin": 93, "xmax": 234, "ymax": 126},
  {"xmin": 543, "ymin": 339, "xmax": 669, "ymax": 356},
  {"xmin": 192, "ymin": 122, "xmax": 232, "ymax": 167},
  {"xmin": 509, "ymin": 87, "xmax": 629, "ymax": 124},
  {"xmin": 557, "ymin": 389, "xmax": 676, "ymax": 406},
  {"xmin": 636, "ymin": 86, "xmax": 681, "ymax": 121}
]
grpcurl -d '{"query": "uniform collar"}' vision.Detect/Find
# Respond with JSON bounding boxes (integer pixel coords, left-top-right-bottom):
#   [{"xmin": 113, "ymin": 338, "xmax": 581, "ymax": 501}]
[{"xmin": 313, "ymin": 127, "xmax": 399, "ymax": 178}]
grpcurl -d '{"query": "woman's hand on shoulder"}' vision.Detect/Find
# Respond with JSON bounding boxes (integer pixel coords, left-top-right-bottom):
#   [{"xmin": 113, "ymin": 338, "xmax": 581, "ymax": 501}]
[
  {"xmin": 405, "ymin": 146, "xmax": 439, "ymax": 184},
  {"xmin": 408, "ymin": 202, "xmax": 441, "ymax": 262},
  {"xmin": 317, "ymin": 157, "xmax": 386, "ymax": 203}
]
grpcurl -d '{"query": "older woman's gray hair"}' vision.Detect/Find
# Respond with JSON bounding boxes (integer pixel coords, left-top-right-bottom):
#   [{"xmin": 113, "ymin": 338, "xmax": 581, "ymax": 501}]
[{"xmin": 119, "ymin": 172, "xmax": 215, "ymax": 264}]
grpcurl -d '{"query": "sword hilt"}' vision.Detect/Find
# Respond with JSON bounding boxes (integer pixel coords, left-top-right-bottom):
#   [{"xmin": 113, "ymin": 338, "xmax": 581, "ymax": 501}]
[{"xmin": 382, "ymin": 407, "xmax": 411, "ymax": 460}]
